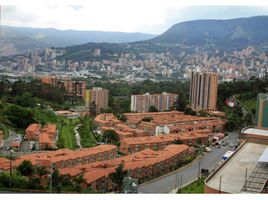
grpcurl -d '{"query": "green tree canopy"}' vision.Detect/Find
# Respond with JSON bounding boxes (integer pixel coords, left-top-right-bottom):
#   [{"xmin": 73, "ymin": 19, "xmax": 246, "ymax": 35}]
[
  {"xmin": 4, "ymin": 105, "xmax": 36, "ymax": 128},
  {"xmin": 148, "ymin": 105, "xmax": 158, "ymax": 112},
  {"xmin": 17, "ymin": 160, "xmax": 34, "ymax": 177},
  {"xmin": 110, "ymin": 163, "xmax": 128, "ymax": 193},
  {"xmin": 103, "ymin": 130, "xmax": 119, "ymax": 144}
]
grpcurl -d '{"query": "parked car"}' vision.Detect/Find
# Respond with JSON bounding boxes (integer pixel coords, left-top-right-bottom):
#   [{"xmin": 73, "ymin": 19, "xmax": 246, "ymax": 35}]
[
  {"xmin": 205, "ymin": 147, "xmax": 212, "ymax": 152},
  {"xmin": 229, "ymin": 143, "xmax": 234, "ymax": 147}
]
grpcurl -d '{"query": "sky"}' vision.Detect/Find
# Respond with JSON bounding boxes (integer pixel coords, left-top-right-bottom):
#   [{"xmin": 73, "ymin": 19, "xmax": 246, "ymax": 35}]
[{"xmin": 2, "ymin": 0, "xmax": 268, "ymax": 34}]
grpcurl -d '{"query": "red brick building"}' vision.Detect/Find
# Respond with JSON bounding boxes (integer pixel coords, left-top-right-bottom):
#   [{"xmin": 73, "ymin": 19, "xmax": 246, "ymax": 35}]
[
  {"xmin": 119, "ymin": 129, "xmax": 210, "ymax": 154},
  {"xmin": 60, "ymin": 144, "xmax": 191, "ymax": 192},
  {"xmin": 0, "ymin": 144, "xmax": 117, "ymax": 172}
]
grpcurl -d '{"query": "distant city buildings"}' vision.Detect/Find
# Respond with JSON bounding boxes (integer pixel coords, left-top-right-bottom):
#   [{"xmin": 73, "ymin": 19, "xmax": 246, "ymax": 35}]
[
  {"xmin": 256, "ymin": 93, "xmax": 268, "ymax": 128},
  {"xmin": 40, "ymin": 76, "xmax": 86, "ymax": 99},
  {"xmin": 94, "ymin": 49, "xmax": 101, "ymax": 56},
  {"xmin": 130, "ymin": 92, "xmax": 178, "ymax": 112},
  {"xmin": 1, "ymin": 46, "xmax": 268, "ymax": 82},
  {"xmin": 190, "ymin": 71, "xmax": 218, "ymax": 111},
  {"xmin": 85, "ymin": 87, "xmax": 109, "ymax": 113}
]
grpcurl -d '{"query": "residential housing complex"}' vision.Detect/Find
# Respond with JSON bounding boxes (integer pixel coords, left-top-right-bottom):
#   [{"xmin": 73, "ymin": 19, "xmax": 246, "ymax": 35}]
[
  {"xmin": 58, "ymin": 144, "xmax": 191, "ymax": 192},
  {"xmin": 190, "ymin": 71, "xmax": 218, "ymax": 111},
  {"xmin": 119, "ymin": 129, "xmax": 210, "ymax": 154},
  {"xmin": 0, "ymin": 144, "xmax": 117, "ymax": 172},
  {"xmin": 40, "ymin": 76, "xmax": 86, "ymax": 99},
  {"xmin": 94, "ymin": 111, "xmax": 225, "ymax": 155},
  {"xmin": 131, "ymin": 92, "xmax": 178, "ymax": 112},
  {"xmin": 94, "ymin": 112, "xmax": 225, "ymax": 139},
  {"xmin": 85, "ymin": 87, "xmax": 109, "ymax": 113},
  {"xmin": 25, "ymin": 123, "xmax": 58, "ymax": 150}
]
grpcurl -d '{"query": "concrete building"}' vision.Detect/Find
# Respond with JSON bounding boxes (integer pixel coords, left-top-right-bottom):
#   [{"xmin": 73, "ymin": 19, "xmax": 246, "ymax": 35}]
[
  {"xmin": 204, "ymin": 127, "xmax": 268, "ymax": 193},
  {"xmin": 40, "ymin": 76, "xmax": 86, "ymax": 99},
  {"xmin": 94, "ymin": 49, "xmax": 101, "ymax": 56},
  {"xmin": 190, "ymin": 71, "xmax": 218, "ymax": 111},
  {"xmin": 131, "ymin": 92, "xmax": 178, "ymax": 112},
  {"xmin": 85, "ymin": 87, "xmax": 109, "ymax": 113},
  {"xmin": 256, "ymin": 93, "xmax": 268, "ymax": 128}
]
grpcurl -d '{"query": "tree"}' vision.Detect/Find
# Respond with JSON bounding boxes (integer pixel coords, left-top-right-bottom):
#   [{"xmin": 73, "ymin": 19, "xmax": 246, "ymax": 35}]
[
  {"xmin": 90, "ymin": 101, "xmax": 97, "ymax": 116},
  {"xmin": 141, "ymin": 116, "xmax": 153, "ymax": 122},
  {"xmin": 198, "ymin": 109, "xmax": 207, "ymax": 117},
  {"xmin": 103, "ymin": 130, "xmax": 119, "ymax": 144},
  {"xmin": 184, "ymin": 107, "xmax": 196, "ymax": 116},
  {"xmin": 73, "ymin": 175, "xmax": 85, "ymax": 193},
  {"xmin": 116, "ymin": 113, "xmax": 127, "ymax": 122},
  {"xmin": 110, "ymin": 163, "xmax": 128, "ymax": 193},
  {"xmin": 34, "ymin": 165, "xmax": 49, "ymax": 177},
  {"xmin": 174, "ymin": 95, "xmax": 187, "ymax": 112},
  {"xmin": 15, "ymin": 92, "xmax": 36, "ymax": 107},
  {"xmin": 17, "ymin": 160, "xmax": 34, "ymax": 177},
  {"xmin": 28, "ymin": 176, "xmax": 43, "ymax": 190},
  {"xmin": 4, "ymin": 105, "xmax": 36, "ymax": 128},
  {"xmin": 174, "ymin": 139, "xmax": 183, "ymax": 144},
  {"xmin": 148, "ymin": 105, "xmax": 158, "ymax": 112}
]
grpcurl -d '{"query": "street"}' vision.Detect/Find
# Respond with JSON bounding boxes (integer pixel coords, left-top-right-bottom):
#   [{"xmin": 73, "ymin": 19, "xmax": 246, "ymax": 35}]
[{"xmin": 138, "ymin": 131, "xmax": 239, "ymax": 193}]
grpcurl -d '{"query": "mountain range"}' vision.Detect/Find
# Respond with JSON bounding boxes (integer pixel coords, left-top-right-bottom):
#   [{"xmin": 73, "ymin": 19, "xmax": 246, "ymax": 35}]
[
  {"xmin": 149, "ymin": 16, "xmax": 268, "ymax": 49},
  {"xmin": 2, "ymin": 16, "xmax": 268, "ymax": 56},
  {"xmin": 0, "ymin": 26, "xmax": 156, "ymax": 56}
]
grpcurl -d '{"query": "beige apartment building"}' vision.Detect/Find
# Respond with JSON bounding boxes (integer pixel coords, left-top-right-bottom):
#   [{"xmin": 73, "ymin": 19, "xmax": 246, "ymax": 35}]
[
  {"xmin": 131, "ymin": 92, "xmax": 178, "ymax": 112},
  {"xmin": 40, "ymin": 76, "xmax": 86, "ymax": 99},
  {"xmin": 85, "ymin": 87, "xmax": 109, "ymax": 113},
  {"xmin": 190, "ymin": 71, "xmax": 218, "ymax": 111}
]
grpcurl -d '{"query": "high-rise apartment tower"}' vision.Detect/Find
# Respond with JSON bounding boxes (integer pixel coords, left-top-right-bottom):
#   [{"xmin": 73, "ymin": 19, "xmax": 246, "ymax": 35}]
[
  {"xmin": 190, "ymin": 71, "xmax": 218, "ymax": 111},
  {"xmin": 256, "ymin": 93, "xmax": 268, "ymax": 128}
]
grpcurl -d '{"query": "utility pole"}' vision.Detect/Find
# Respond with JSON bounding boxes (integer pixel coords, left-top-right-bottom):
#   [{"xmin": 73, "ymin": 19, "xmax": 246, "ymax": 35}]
[
  {"xmin": 219, "ymin": 176, "xmax": 222, "ymax": 193},
  {"xmin": 9, "ymin": 150, "xmax": 13, "ymax": 188},
  {"xmin": 50, "ymin": 163, "xmax": 53, "ymax": 193},
  {"xmin": 198, "ymin": 160, "xmax": 201, "ymax": 180},
  {"xmin": 244, "ymin": 168, "xmax": 248, "ymax": 186},
  {"xmin": 180, "ymin": 174, "xmax": 183, "ymax": 190},
  {"xmin": 175, "ymin": 173, "xmax": 178, "ymax": 189}
]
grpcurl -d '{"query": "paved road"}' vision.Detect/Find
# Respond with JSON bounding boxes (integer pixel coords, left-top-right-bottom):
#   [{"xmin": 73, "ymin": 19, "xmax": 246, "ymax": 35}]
[{"xmin": 138, "ymin": 132, "xmax": 239, "ymax": 193}]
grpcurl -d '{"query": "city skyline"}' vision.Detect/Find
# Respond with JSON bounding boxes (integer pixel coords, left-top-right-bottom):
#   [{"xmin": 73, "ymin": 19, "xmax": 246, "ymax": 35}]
[{"xmin": 2, "ymin": 1, "xmax": 268, "ymax": 34}]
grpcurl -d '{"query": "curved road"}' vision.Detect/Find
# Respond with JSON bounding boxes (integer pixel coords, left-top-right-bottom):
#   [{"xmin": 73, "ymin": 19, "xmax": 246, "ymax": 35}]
[{"xmin": 138, "ymin": 132, "xmax": 239, "ymax": 193}]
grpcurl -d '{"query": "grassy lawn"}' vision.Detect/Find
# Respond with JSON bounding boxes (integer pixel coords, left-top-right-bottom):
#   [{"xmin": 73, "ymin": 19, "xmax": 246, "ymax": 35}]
[
  {"xmin": 234, "ymin": 94, "xmax": 256, "ymax": 113},
  {"xmin": 57, "ymin": 118, "xmax": 80, "ymax": 149},
  {"xmin": 240, "ymin": 98, "xmax": 256, "ymax": 113},
  {"xmin": 77, "ymin": 117, "xmax": 97, "ymax": 148},
  {"xmin": 178, "ymin": 178, "xmax": 205, "ymax": 194}
]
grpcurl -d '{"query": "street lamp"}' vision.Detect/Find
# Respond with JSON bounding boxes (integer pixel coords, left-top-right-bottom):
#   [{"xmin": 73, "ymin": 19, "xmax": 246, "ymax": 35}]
[{"xmin": 9, "ymin": 149, "xmax": 14, "ymax": 188}]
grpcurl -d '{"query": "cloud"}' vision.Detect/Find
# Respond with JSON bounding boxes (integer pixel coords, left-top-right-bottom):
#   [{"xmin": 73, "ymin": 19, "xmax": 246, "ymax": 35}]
[{"xmin": 2, "ymin": 3, "xmax": 268, "ymax": 34}]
